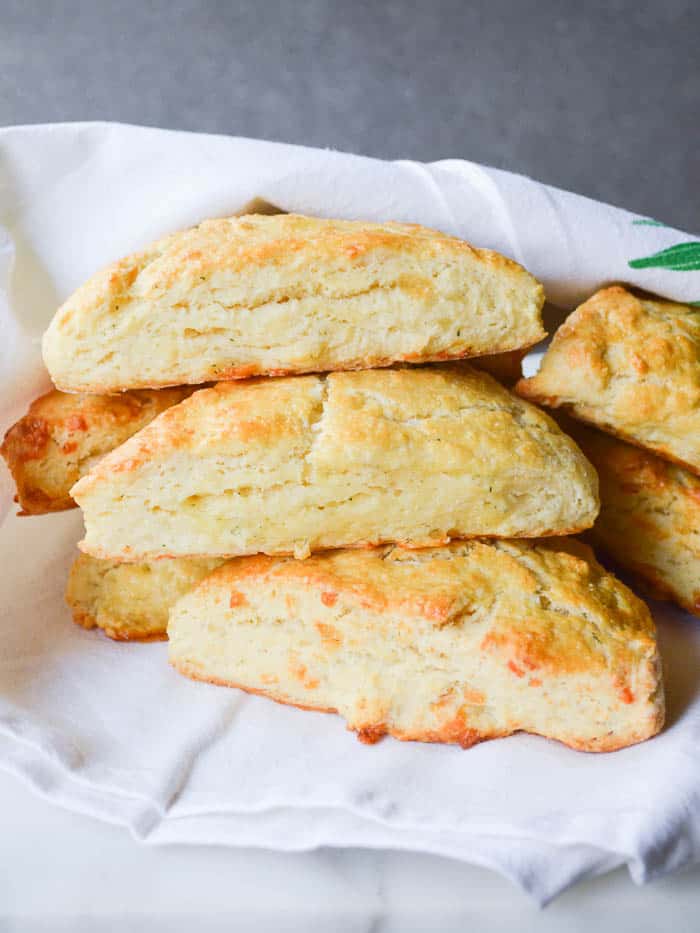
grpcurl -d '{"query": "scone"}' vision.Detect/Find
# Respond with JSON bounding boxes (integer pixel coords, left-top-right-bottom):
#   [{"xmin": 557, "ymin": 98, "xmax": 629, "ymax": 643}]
[
  {"xmin": 71, "ymin": 365, "xmax": 599, "ymax": 561},
  {"xmin": 42, "ymin": 213, "xmax": 545, "ymax": 392},
  {"xmin": 168, "ymin": 539, "xmax": 664, "ymax": 752},
  {"xmin": 1, "ymin": 387, "xmax": 194, "ymax": 514},
  {"xmin": 517, "ymin": 286, "xmax": 700, "ymax": 473},
  {"xmin": 563, "ymin": 418, "xmax": 700, "ymax": 616},
  {"xmin": 67, "ymin": 552, "xmax": 223, "ymax": 640}
]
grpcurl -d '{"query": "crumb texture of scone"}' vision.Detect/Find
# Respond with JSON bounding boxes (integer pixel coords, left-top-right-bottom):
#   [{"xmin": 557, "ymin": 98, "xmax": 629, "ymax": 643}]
[
  {"xmin": 42, "ymin": 213, "xmax": 546, "ymax": 392},
  {"xmin": 1, "ymin": 387, "xmax": 193, "ymax": 514},
  {"xmin": 71, "ymin": 365, "xmax": 599, "ymax": 561},
  {"xmin": 66, "ymin": 552, "xmax": 223, "ymax": 640},
  {"xmin": 517, "ymin": 286, "xmax": 700, "ymax": 473},
  {"xmin": 565, "ymin": 419, "xmax": 700, "ymax": 616},
  {"xmin": 168, "ymin": 539, "xmax": 664, "ymax": 752}
]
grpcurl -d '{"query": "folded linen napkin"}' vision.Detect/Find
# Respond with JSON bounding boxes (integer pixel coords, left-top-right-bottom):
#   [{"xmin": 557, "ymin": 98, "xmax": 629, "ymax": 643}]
[{"xmin": 0, "ymin": 122, "xmax": 698, "ymax": 905}]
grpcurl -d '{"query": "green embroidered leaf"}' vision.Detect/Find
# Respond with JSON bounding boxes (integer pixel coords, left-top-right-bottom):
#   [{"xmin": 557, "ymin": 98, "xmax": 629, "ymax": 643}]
[
  {"xmin": 631, "ymin": 218, "xmax": 666, "ymax": 227},
  {"xmin": 629, "ymin": 241, "xmax": 700, "ymax": 271}
]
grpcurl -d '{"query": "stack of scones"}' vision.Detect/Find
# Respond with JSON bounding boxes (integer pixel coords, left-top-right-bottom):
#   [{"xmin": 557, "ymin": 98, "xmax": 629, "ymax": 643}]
[{"xmin": 3, "ymin": 213, "xmax": 669, "ymax": 752}]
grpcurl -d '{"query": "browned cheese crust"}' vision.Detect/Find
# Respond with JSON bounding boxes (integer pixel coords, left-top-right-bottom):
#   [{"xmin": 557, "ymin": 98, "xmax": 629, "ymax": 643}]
[
  {"xmin": 517, "ymin": 286, "xmax": 700, "ymax": 473},
  {"xmin": 561, "ymin": 417, "xmax": 700, "ymax": 616},
  {"xmin": 2, "ymin": 387, "xmax": 194, "ymax": 514},
  {"xmin": 168, "ymin": 539, "xmax": 663, "ymax": 753}
]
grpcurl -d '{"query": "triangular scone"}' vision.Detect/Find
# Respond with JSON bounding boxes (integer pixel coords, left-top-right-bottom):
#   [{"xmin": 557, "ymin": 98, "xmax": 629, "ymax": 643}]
[
  {"xmin": 72, "ymin": 365, "xmax": 599, "ymax": 561},
  {"xmin": 66, "ymin": 553, "xmax": 223, "ymax": 641},
  {"xmin": 42, "ymin": 213, "xmax": 545, "ymax": 392},
  {"xmin": 1, "ymin": 387, "xmax": 194, "ymax": 515},
  {"xmin": 168, "ymin": 539, "xmax": 664, "ymax": 752},
  {"xmin": 559, "ymin": 417, "xmax": 700, "ymax": 616},
  {"xmin": 517, "ymin": 286, "xmax": 700, "ymax": 474}
]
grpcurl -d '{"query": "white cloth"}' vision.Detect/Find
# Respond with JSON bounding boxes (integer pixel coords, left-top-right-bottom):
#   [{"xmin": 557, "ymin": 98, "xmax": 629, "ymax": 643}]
[{"xmin": 0, "ymin": 122, "xmax": 698, "ymax": 905}]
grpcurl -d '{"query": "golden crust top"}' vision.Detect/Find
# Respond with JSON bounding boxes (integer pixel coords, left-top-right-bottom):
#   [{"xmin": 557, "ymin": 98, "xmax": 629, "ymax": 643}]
[
  {"xmin": 517, "ymin": 286, "xmax": 700, "ymax": 473},
  {"xmin": 54, "ymin": 212, "xmax": 530, "ymax": 311},
  {"xmin": 70, "ymin": 365, "xmax": 600, "ymax": 560},
  {"xmin": 1, "ymin": 387, "xmax": 193, "ymax": 514},
  {"xmin": 562, "ymin": 417, "xmax": 700, "ymax": 615},
  {"xmin": 72, "ymin": 375, "xmax": 322, "ymax": 488},
  {"xmin": 42, "ymin": 212, "xmax": 545, "ymax": 392},
  {"xmin": 195, "ymin": 539, "xmax": 657, "ymax": 680},
  {"xmin": 74, "ymin": 366, "xmax": 594, "ymax": 490},
  {"xmin": 170, "ymin": 538, "xmax": 663, "ymax": 752}
]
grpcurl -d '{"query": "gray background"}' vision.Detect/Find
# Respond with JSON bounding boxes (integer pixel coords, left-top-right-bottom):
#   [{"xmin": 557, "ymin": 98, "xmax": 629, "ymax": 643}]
[{"xmin": 1, "ymin": 0, "xmax": 697, "ymax": 230}]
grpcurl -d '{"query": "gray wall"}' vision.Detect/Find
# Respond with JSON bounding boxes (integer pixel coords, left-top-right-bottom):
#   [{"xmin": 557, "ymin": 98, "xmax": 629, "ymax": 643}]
[{"xmin": 1, "ymin": 0, "xmax": 697, "ymax": 230}]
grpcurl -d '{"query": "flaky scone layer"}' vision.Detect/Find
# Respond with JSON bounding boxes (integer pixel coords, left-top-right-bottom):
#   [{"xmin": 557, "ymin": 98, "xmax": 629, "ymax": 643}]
[
  {"xmin": 0, "ymin": 355, "xmax": 521, "ymax": 518},
  {"xmin": 564, "ymin": 419, "xmax": 700, "ymax": 616},
  {"xmin": 42, "ymin": 213, "xmax": 545, "ymax": 392},
  {"xmin": 67, "ymin": 552, "xmax": 223, "ymax": 640},
  {"xmin": 71, "ymin": 365, "xmax": 599, "ymax": 561},
  {"xmin": 1, "ymin": 387, "xmax": 193, "ymax": 514},
  {"xmin": 168, "ymin": 539, "xmax": 664, "ymax": 752},
  {"xmin": 517, "ymin": 286, "xmax": 700, "ymax": 473}
]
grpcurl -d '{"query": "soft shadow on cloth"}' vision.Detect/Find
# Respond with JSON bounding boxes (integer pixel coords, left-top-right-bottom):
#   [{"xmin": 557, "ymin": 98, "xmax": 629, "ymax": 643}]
[{"xmin": 0, "ymin": 149, "xmax": 56, "ymax": 429}]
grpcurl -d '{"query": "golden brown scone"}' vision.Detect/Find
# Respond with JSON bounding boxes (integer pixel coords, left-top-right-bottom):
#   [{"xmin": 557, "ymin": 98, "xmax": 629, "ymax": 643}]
[
  {"xmin": 516, "ymin": 286, "xmax": 700, "ymax": 473},
  {"xmin": 1, "ymin": 387, "xmax": 194, "ymax": 514},
  {"xmin": 66, "ymin": 552, "xmax": 223, "ymax": 640},
  {"xmin": 561, "ymin": 418, "xmax": 700, "ymax": 616},
  {"xmin": 168, "ymin": 539, "xmax": 663, "ymax": 752},
  {"xmin": 71, "ymin": 365, "xmax": 599, "ymax": 561},
  {"xmin": 230, "ymin": 200, "xmax": 532, "ymax": 387},
  {"xmin": 42, "ymin": 213, "xmax": 545, "ymax": 392}
]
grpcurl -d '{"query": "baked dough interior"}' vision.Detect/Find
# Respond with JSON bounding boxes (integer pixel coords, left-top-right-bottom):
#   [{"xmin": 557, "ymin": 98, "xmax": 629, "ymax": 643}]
[
  {"xmin": 71, "ymin": 365, "xmax": 600, "ymax": 560},
  {"xmin": 169, "ymin": 539, "xmax": 663, "ymax": 752}
]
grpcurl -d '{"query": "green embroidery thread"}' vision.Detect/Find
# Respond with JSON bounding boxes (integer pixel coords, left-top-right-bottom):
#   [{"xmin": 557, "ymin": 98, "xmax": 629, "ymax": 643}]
[
  {"xmin": 631, "ymin": 218, "xmax": 667, "ymax": 227},
  {"xmin": 629, "ymin": 242, "xmax": 700, "ymax": 271}
]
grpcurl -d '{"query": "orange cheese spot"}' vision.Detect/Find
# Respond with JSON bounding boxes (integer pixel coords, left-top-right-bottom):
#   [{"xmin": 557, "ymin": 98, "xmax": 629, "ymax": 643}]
[
  {"xmin": 620, "ymin": 686, "xmax": 635, "ymax": 705},
  {"xmin": 113, "ymin": 456, "xmax": 141, "ymax": 474},
  {"xmin": 321, "ymin": 591, "xmax": 338, "ymax": 607},
  {"xmin": 630, "ymin": 352, "xmax": 649, "ymax": 375},
  {"xmin": 529, "ymin": 678, "xmax": 542, "ymax": 688},
  {"xmin": 508, "ymin": 660, "xmax": 525, "ymax": 678},
  {"xmin": 229, "ymin": 590, "xmax": 247, "ymax": 608},
  {"xmin": 462, "ymin": 687, "xmax": 486, "ymax": 705},
  {"xmin": 61, "ymin": 442, "xmax": 78, "ymax": 454},
  {"xmin": 66, "ymin": 414, "xmax": 88, "ymax": 432},
  {"xmin": 289, "ymin": 660, "xmax": 319, "ymax": 690},
  {"xmin": 316, "ymin": 622, "xmax": 342, "ymax": 650}
]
